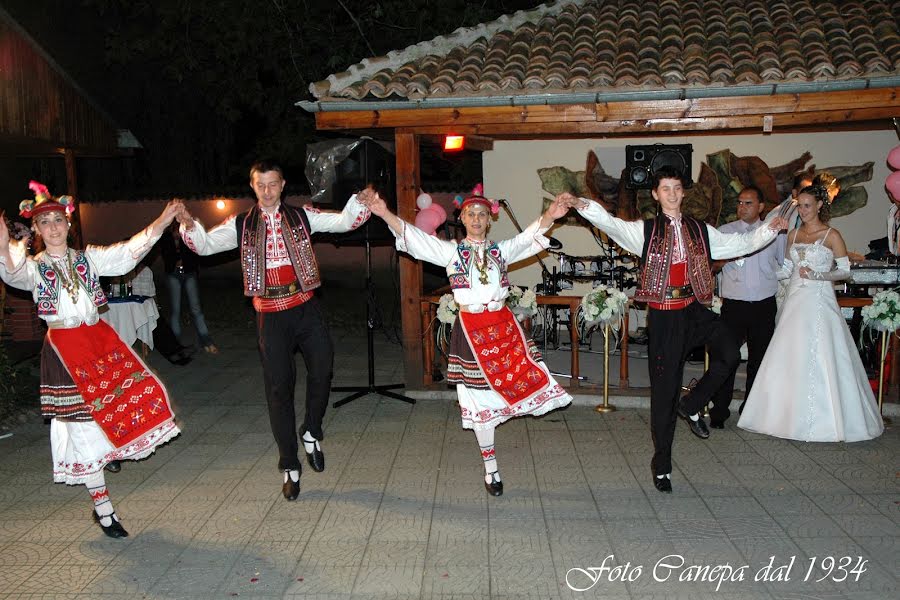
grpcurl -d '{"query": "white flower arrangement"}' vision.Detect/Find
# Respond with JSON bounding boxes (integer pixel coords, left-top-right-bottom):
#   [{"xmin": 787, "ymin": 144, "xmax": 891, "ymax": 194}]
[
  {"xmin": 710, "ymin": 295, "xmax": 723, "ymax": 315},
  {"xmin": 505, "ymin": 286, "xmax": 537, "ymax": 321},
  {"xmin": 580, "ymin": 284, "xmax": 629, "ymax": 329},
  {"xmin": 862, "ymin": 289, "xmax": 900, "ymax": 332},
  {"xmin": 436, "ymin": 293, "xmax": 459, "ymax": 325}
]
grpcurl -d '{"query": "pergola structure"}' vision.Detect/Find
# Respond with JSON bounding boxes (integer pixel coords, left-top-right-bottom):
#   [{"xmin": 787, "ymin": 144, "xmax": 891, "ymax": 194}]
[{"xmin": 299, "ymin": 0, "xmax": 900, "ymax": 388}]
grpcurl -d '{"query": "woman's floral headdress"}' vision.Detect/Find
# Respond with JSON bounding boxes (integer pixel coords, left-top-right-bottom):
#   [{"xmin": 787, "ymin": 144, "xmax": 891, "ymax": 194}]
[
  {"xmin": 453, "ymin": 183, "xmax": 500, "ymax": 215},
  {"xmin": 19, "ymin": 180, "xmax": 75, "ymax": 219}
]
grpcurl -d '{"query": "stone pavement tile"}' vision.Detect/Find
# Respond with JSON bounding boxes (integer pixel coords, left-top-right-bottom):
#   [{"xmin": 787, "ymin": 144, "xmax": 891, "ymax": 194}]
[
  {"xmin": 360, "ymin": 540, "xmax": 426, "ymax": 568},
  {"xmin": 831, "ymin": 513, "xmax": 900, "ymax": 538},
  {"xmin": 791, "ymin": 475, "xmax": 854, "ymax": 496},
  {"xmin": 217, "ymin": 560, "xmax": 294, "ymax": 597},
  {"xmin": 594, "ymin": 491, "xmax": 655, "ymax": 520},
  {"xmin": 489, "ymin": 560, "xmax": 561, "ymax": 597},
  {"xmin": 628, "ymin": 591, "xmax": 773, "ymax": 599},
  {"xmin": 209, "ymin": 498, "xmax": 275, "ymax": 522},
  {"xmin": 300, "ymin": 540, "xmax": 368, "ymax": 567},
  {"xmin": 23, "ymin": 517, "xmax": 93, "ymax": 543},
  {"xmin": 172, "ymin": 539, "xmax": 245, "ymax": 569},
  {"xmin": 352, "ymin": 565, "xmax": 424, "ymax": 595},
  {"xmin": 716, "ymin": 516, "xmax": 787, "ymax": 540},
  {"xmin": 549, "ymin": 538, "xmax": 616, "ymax": 568},
  {"xmin": 53, "ymin": 539, "xmax": 124, "ymax": 565},
  {"xmin": 829, "ymin": 475, "xmax": 898, "ymax": 495},
  {"xmin": 862, "ymin": 493, "xmax": 900, "ymax": 523},
  {"xmin": 148, "ymin": 565, "xmax": 233, "ymax": 597},
  {"xmin": 715, "ymin": 451, "xmax": 769, "ymax": 466},
  {"xmin": 661, "ymin": 518, "xmax": 731, "ymax": 541},
  {"xmin": 853, "ymin": 536, "xmax": 899, "ymax": 574},
  {"xmin": 285, "ymin": 564, "xmax": 359, "ymax": 594},
  {"xmin": 772, "ymin": 512, "xmax": 847, "ymax": 538},
  {"xmin": 0, "ymin": 541, "xmax": 66, "ymax": 569},
  {"xmin": 0, "ymin": 565, "xmax": 40, "ymax": 591},
  {"xmin": 648, "ymin": 496, "xmax": 714, "ymax": 520},
  {"xmin": 154, "ymin": 498, "xmax": 220, "ymax": 521},
  {"xmin": 702, "ymin": 495, "xmax": 767, "ymax": 518},
  {"xmin": 604, "ymin": 518, "xmax": 666, "ymax": 542},
  {"xmin": 109, "ymin": 498, "xmax": 171, "ymax": 522},
  {"xmin": 544, "ymin": 517, "xmax": 609, "ymax": 544},
  {"xmin": 489, "ymin": 534, "xmax": 552, "ymax": 564},
  {"xmin": 368, "ymin": 512, "xmax": 432, "ymax": 542},
  {"xmin": 612, "ymin": 538, "xmax": 678, "ymax": 569},
  {"xmin": 249, "ymin": 517, "xmax": 317, "ymax": 542},
  {"xmin": 724, "ymin": 536, "xmax": 803, "ymax": 567},
  {"xmin": 17, "ymin": 563, "xmax": 108, "ymax": 594},
  {"xmin": 78, "ymin": 562, "xmax": 170, "ymax": 596},
  {"xmin": 541, "ymin": 498, "xmax": 601, "ymax": 520},
  {"xmin": 751, "ymin": 492, "xmax": 819, "ymax": 516},
  {"xmin": 811, "ymin": 494, "xmax": 885, "ymax": 516},
  {"xmin": 309, "ymin": 512, "xmax": 377, "ymax": 543},
  {"xmin": 746, "ymin": 479, "xmax": 803, "ymax": 499},
  {"xmin": 421, "ymin": 565, "xmax": 490, "ymax": 596},
  {"xmin": 238, "ymin": 540, "xmax": 307, "ymax": 573},
  {"xmin": 425, "ymin": 538, "xmax": 489, "ymax": 568}
]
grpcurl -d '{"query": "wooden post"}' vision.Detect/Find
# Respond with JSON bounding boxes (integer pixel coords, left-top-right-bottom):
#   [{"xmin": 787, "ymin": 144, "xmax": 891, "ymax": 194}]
[
  {"xmin": 63, "ymin": 148, "xmax": 83, "ymax": 248},
  {"xmin": 395, "ymin": 132, "xmax": 424, "ymax": 388}
]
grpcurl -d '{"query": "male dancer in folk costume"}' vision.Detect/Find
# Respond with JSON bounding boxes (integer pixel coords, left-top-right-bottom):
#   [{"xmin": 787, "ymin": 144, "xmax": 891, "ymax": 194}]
[
  {"xmin": 557, "ymin": 166, "xmax": 787, "ymax": 493},
  {"xmin": 177, "ymin": 160, "xmax": 373, "ymax": 500},
  {"xmin": 0, "ymin": 182, "xmax": 184, "ymax": 537},
  {"xmin": 362, "ymin": 190, "xmax": 572, "ymax": 496}
]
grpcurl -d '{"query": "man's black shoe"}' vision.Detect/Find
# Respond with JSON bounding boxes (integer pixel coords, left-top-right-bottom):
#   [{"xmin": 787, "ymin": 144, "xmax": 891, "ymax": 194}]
[
  {"xmin": 282, "ymin": 476, "xmax": 300, "ymax": 501},
  {"xmin": 653, "ymin": 476, "xmax": 672, "ymax": 493},
  {"xmin": 677, "ymin": 401, "xmax": 710, "ymax": 439},
  {"xmin": 305, "ymin": 447, "xmax": 325, "ymax": 473},
  {"xmin": 709, "ymin": 420, "xmax": 725, "ymax": 429}
]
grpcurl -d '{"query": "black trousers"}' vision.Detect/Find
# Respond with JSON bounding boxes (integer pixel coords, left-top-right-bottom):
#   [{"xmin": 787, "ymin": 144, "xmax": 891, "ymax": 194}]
[
  {"xmin": 257, "ymin": 297, "xmax": 334, "ymax": 471},
  {"xmin": 647, "ymin": 301, "xmax": 739, "ymax": 476},
  {"xmin": 709, "ymin": 296, "xmax": 777, "ymax": 425}
]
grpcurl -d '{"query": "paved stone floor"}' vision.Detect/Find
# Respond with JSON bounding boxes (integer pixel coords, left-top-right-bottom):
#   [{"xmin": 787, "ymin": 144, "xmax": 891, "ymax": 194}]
[{"xmin": 0, "ymin": 325, "xmax": 897, "ymax": 599}]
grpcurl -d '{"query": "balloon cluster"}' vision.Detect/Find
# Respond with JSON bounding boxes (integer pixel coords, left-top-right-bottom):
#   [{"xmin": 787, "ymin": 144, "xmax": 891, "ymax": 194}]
[
  {"xmin": 888, "ymin": 145, "xmax": 900, "ymax": 202},
  {"xmin": 414, "ymin": 191, "xmax": 447, "ymax": 235}
]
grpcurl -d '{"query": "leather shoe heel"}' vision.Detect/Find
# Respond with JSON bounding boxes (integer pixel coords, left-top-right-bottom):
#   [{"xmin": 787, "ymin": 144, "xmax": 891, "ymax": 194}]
[
  {"xmin": 653, "ymin": 476, "xmax": 673, "ymax": 493},
  {"xmin": 93, "ymin": 510, "xmax": 129, "ymax": 538},
  {"xmin": 484, "ymin": 472, "xmax": 503, "ymax": 496},
  {"xmin": 104, "ymin": 460, "xmax": 121, "ymax": 473},
  {"xmin": 709, "ymin": 420, "xmax": 724, "ymax": 429},
  {"xmin": 306, "ymin": 447, "xmax": 325, "ymax": 473}
]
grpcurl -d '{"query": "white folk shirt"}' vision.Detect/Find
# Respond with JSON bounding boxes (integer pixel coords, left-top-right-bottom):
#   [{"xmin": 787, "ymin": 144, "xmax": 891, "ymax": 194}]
[
  {"xmin": 888, "ymin": 204, "xmax": 900, "ymax": 257},
  {"xmin": 718, "ymin": 218, "xmax": 786, "ymax": 301},
  {"xmin": 394, "ymin": 217, "xmax": 551, "ymax": 307},
  {"xmin": 0, "ymin": 226, "xmax": 160, "ymax": 328},
  {"xmin": 181, "ymin": 195, "xmax": 369, "ymax": 258},
  {"xmin": 575, "ymin": 199, "xmax": 778, "ymax": 262}
]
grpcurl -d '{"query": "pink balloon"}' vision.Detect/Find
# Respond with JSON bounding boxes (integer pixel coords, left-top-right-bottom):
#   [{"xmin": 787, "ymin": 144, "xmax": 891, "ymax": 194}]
[
  {"xmin": 429, "ymin": 202, "xmax": 447, "ymax": 222},
  {"xmin": 414, "ymin": 206, "xmax": 443, "ymax": 235},
  {"xmin": 887, "ymin": 171, "xmax": 900, "ymax": 201},
  {"xmin": 889, "ymin": 145, "xmax": 900, "ymax": 171}
]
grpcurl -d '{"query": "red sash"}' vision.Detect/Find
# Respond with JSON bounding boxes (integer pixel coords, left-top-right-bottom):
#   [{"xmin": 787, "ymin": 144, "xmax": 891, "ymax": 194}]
[
  {"xmin": 459, "ymin": 307, "xmax": 549, "ymax": 406},
  {"xmin": 48, "ymin": 321, "xmax": 175, "ymax": 448}
]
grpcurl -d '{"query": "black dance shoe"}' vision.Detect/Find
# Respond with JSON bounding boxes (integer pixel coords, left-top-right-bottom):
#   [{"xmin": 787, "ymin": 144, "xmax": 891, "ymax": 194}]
[
  {"xmin": 677, "ymin": 401, "xmax": 710, "ymax": 439},
  {"xmin": 282, "ymin": 472, "xmax": 300, "ymax": 501},
  {"xmin": 93, "ymin": 510, "xmax": 129, "ymax": 538},
  {"xmin": 709, "ymin": 420, "xmax": 725, "ymax": 429},
  {"xmin": 104, "ymin": 460, "xmax": 122, "ymax": 473},
  {"xmin": 484, "ymin": 472, "xmax": 503, "ymax": 496},
  {"xmin": 653, "ymin": 476, "xmax": 673, "ymax": 493},
  {"xmin": 300, "ymin": 429, "xmax": 325, "ymax": 472}
]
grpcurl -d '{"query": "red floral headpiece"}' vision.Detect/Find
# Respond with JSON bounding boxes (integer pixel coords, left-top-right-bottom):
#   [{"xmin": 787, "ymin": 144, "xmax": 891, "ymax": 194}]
[
  {"xmin": 453, "ymin": 183, "xmax": 500, "ymax": 215},
  {"xmin": 19, "ymin": 180, "xmax": 75, "ymax": 219}
]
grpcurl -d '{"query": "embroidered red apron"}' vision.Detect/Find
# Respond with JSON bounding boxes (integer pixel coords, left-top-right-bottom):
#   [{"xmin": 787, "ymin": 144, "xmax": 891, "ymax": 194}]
[
  {"xmin": 458, "ymin": 307, "xmax": 549, "ymax": 406},
  {"xmin": 48, "ymin": 321, "xmax": 175, "ymax": 448}
]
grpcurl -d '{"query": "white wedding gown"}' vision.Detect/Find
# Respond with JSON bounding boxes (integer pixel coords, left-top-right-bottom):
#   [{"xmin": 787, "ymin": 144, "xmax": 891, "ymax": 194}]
[{"xmin": 738, "ymin": 236, "xmax": 884, "ymax": 442}]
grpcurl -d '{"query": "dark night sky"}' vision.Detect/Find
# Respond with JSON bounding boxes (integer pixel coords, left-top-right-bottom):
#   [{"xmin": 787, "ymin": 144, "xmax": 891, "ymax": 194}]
[{"xmin": 4, "ymin": 1, "xmax": 547, "ymax": 195}]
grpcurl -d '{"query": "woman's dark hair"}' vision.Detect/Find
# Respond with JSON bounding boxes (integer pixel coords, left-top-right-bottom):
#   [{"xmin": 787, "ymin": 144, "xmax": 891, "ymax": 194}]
[{"xmin": 798, "ymin": 185, "xmax": 831, "ymax": 223}]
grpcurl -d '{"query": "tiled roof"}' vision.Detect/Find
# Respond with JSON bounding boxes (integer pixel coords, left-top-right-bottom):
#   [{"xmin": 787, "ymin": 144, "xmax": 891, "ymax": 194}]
[{"xmin": 310, "ymin": 0, "xmax": 900, "ymax": 101}]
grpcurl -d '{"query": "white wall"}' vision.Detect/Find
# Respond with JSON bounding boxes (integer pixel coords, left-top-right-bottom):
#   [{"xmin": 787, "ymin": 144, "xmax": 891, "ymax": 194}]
[{"xmin": 484, "ymin": 131, "xmax": 898, "ymax": 289}]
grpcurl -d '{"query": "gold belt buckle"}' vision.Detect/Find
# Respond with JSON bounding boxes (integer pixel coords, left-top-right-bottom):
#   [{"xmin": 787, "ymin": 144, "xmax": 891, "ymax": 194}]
[{"xmin": 288, "ymin": 282, "xmax": 297, "ymax": 294}]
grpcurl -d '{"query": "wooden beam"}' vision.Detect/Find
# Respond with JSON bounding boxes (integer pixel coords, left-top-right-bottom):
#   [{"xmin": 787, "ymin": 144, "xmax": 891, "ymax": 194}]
[
  {"xmin": 63, "ymin": 148, "xmax": 83, "ymax": 248},
  {"xmin": 395, "ymin": 132, "xmax": 424, "ymax": 389},
  {"xmin": 314, "ymin": 87, "xmax": 900, "ymax": 133}
]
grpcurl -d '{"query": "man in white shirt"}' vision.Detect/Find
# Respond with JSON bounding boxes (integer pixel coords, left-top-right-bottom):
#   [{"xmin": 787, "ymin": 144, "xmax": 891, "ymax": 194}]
[
  {"xmin": 887, "ymin": 194, "xmax": 900, "ymax": 258},
  {"xmin": 709, "ymin": 186, "xmax": 786, "ymax": 428}
]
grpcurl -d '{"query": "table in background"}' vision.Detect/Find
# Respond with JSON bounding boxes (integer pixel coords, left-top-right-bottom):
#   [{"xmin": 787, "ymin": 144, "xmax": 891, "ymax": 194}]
[{"xmin": 99, "ymin": 296, "xmax": 159, "ymax": 351}]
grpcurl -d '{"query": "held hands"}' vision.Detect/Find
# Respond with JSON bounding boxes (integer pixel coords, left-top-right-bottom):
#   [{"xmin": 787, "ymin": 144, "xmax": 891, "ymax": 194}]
[
  {"xmin": 767, "ymin": 216, "xmax": 788, "ymax": 232},
  {"xmin": 357, "ymin": 186, "xmax": 390, "ymax": 218},
  {"xmin": 554, "ymin": 192, "xmax": 589, "ymax": 210},
  {"xmin": 175, "ymin": 202, "xmax": 196, "ymax": 230}
]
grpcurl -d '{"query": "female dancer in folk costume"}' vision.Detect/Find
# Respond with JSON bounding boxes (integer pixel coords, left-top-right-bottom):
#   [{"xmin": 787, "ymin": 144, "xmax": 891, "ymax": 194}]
[
  {"xmin": 362, "ymin": 190, "xmax": 573, "ymax": 496},
  {"xmin": 0, "ymin": 182, "xmax": 184, "ymax": 538},
  {"xmin": 738, "ymin": 185, "xmax": 883, "ymax": 442}
]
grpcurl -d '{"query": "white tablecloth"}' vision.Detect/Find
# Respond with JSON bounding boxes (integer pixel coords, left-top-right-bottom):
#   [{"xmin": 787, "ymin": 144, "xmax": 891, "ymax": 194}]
[{"xmin": 99, "ymin": 298, "xmax": 159, "ymax": 349}]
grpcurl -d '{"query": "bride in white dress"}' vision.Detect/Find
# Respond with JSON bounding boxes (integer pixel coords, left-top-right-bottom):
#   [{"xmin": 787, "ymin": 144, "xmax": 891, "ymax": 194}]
[{"xmin": 738, "ymin": 186, "xmax": 884, "ymax": 442}]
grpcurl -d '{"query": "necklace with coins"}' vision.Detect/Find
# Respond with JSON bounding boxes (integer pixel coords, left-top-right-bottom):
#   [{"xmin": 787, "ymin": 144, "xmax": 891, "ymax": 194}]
[
  {"xmin": 48, "ymin": 249, "xmax": 80, "ymax": 303},
  {"xmin": 467, "ymin": 238, "xmax": 490, "ymax": 285}
]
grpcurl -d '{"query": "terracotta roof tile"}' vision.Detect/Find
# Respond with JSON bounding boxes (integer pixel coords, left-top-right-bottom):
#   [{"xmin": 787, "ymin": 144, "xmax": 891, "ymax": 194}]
[{"xmin": 311, "ymin": 0, "xmax": 900, "ymax": 101}]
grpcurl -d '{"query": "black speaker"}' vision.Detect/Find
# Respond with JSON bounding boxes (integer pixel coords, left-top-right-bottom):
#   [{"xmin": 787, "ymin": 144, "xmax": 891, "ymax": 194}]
[
  {"xmin": 321, "ymin": 140, "xmax": 395, "ymax": 245},
  {"xmin": 625, "ymin": 143, "xmax": 693, "ymax": 189}
]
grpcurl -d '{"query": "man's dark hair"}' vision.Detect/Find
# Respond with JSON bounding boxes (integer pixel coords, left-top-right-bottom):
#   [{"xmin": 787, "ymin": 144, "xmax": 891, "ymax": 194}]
[
  {"xmin": 652, "ymin": 165, "xmax": 687, "ymax": 190},
  {"xmin": 249, "ymin": 159, "xmax": 284, "ymax": 181},
  {"xmin": 740, "ymin": 185, "xmax": 764, "ymax": 203}
]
